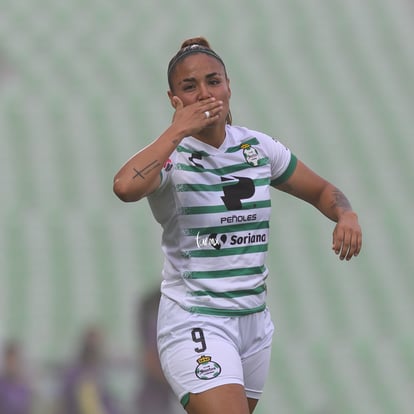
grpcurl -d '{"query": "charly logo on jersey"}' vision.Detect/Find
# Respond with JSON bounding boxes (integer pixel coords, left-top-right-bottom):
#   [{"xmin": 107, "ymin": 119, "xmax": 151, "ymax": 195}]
[
  {"xmin": 195, "ymin": 355, "xmax": 221, "ymax": 380},
  {"xmin": 241, "ymin": 143, "xmax": 261, "ymax": 166},
  {"xmin": 163, "ymin": 158, "xmax": 173, "ymax": 171}
]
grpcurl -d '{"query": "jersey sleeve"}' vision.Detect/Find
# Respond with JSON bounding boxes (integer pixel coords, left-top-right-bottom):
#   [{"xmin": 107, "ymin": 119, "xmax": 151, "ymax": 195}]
[
  {"xmin": 270, "ymin": 152, "xmax": 297, "ymax": 186},
  {"xmin": 152, "ymin": 155, "xmax": 174, "ymax": 194},
  {"xmin": 263, "ymin": 135, "xmax": 297, "ymax": 185}
]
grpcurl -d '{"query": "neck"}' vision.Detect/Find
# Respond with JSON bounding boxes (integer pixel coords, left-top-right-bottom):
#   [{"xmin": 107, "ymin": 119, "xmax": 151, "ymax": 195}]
[{"xmin": 193, "ymin": 124, "xmax": 226, "ymax": 148}]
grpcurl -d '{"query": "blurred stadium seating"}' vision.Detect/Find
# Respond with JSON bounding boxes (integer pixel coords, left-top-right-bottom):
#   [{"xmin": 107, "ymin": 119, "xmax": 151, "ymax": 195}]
[{"xmin": 1, "ymin": 0, "xmax": 413, "ymax": 413}]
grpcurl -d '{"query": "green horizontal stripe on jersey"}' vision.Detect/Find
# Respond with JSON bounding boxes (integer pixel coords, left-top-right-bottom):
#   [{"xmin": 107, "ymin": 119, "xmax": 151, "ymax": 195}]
[
  {"xmin": 184, "ymin": 265, "xmax": 266, "ymax": 279},
  {"xmin": 176, "ymin": 158, "xmax": 268, "ymax": 175},
  {"xmin": 177, "ymin": 177, "xmax": 270, "ymax": 192},
  {"xmin": 186, "ymin": 243, "xmax": 268, "ymax": 258},
  {"xmin": 225, "ymin": 137, "xmax": 260, "ymax": 153},
  {"xmin": 181, "ymin": 199, "xmax": 271, "ymax": 215},
  {"xmin": 271, "ymin": 153, "xmax": 298, "ymax": 186},
  {"xmin": 185, "ymin": 220, "xmax": 269, "ymax": 236},
  {"xmin": 188, "ymin": 303, "xmax": 266, "ymax": 316},
  {"xmin": 191, "ymin": 284, "xmax": 266, "ymax": 298}
]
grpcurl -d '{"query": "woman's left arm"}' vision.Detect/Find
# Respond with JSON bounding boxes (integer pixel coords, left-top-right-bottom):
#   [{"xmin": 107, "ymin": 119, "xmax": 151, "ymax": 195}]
[{"xmin": 274, "ymin": 159, "xmax": 362, "ymax": 261}]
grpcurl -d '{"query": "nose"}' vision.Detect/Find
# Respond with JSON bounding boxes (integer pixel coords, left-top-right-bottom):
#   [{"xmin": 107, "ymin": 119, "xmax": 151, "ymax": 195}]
[{"xmin": 198, "ymin": 82, "xmax": 211, "ymax": 101}]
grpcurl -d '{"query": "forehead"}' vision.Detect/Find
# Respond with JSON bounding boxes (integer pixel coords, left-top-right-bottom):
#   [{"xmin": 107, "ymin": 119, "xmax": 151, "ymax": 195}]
[{"xmin": 172, "ymin": 53, "xmax": 226, "ymax": 79}]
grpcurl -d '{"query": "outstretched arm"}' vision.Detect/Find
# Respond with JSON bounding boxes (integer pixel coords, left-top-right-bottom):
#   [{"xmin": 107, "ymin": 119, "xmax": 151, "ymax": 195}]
[{"xmin": 274, "ymin": 159, "xmax": 362, "ymax": 260}]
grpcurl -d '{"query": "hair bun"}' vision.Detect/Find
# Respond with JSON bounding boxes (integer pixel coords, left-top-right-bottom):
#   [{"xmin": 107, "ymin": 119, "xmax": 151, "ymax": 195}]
[{"xmin": 181, "ymin": 36, "xmax": 211, "ymax": 49}]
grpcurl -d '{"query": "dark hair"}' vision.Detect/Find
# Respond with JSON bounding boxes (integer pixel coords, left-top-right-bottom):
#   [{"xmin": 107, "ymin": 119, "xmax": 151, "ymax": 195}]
[{"xmin": 168, "ymin": 36, "xmax": 232, "ymax": 125}]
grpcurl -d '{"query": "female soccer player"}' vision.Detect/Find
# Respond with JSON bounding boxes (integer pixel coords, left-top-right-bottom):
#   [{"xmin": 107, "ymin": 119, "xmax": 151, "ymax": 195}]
[{"xmin": 113, "ymin": 37, "xmax": 362, "ymax": 414}]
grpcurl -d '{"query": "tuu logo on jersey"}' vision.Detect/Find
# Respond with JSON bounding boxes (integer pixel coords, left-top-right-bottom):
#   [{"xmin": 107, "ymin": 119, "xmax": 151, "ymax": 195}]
[
  {"xmin": 196, "ymin": 232, "xmax": 267, "ymax": 250},
  {"xmin": 196, "ymin": 233, "xmax": 227, "ymax": 249}
]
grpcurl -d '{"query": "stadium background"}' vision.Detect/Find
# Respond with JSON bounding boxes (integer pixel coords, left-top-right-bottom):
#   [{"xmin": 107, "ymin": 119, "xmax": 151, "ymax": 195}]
[{"xmin": 0, "ymin": 0, "xmax": 413, "ymax": 413}]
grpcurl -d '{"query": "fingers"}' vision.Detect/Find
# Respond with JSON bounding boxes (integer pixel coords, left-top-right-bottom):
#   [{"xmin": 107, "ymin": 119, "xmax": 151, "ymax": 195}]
[
  {"xmin": 172, "ymin": 96, "xmax": 223, "ymax": 117},
  {"xmin": 201, "ymin": 97, "xmax": 224, "ymax": 116},
  {"xmin": 171, "ymin": 97, "xmax": 224, "ymax": 134},
  {"xmin": 332, "ymin": 224, "xmax": 362, "ymax": 261},
  {"xmin": 172, "ymin": 96, "xmax": 184, "ymax": 110},
  {"xmin": 199, "ymin": 99, "xmax": 224, "ymax": 126}
]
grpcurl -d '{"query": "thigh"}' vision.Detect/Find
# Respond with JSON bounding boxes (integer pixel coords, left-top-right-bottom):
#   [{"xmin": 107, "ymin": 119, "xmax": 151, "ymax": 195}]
[
  {"xmin": 240, "ymin": 308, "xmax": 274, "ymax": 400},
  {"xmin": 186, "ymin": 383, "xmax": 250, "ymax": 414},
  {"xmin": 243, "ymin": 344, "xmax": 273, "ymax": 400},
  {"xmin": 157, "ymin": 296, "xmax": 245, "ymax": 407}
]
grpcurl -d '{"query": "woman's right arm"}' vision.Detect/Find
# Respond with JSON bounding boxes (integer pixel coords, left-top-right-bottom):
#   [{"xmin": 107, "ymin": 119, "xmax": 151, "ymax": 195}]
[
  {"xmin": 113, "ymin": 96, "xmax": 223, "ymax": 202},
  {"xmin": 113, "ymin": 124, "xmax": 184, "ymax": 202}
]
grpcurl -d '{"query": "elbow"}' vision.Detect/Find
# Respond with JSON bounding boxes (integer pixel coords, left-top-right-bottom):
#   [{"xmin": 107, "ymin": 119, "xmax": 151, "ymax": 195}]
[{"xmin": 113, "ymin": 179, "xmax": 143, "ymax": 203}]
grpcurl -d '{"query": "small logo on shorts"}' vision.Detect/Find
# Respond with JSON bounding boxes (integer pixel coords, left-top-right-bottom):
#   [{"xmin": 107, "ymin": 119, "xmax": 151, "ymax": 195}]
[{"xmin": 195, "ymin": 355, "xmax": 222, "ymax": 380}]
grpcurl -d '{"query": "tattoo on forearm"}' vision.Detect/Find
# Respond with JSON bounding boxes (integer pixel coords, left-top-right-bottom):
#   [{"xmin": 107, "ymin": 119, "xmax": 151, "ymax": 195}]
[
  {"xmin": 332, "ymin": 187, "xmax": 352, "ymax": 210},
  {"xmin": 132, "ymin": 160, "xmax": 161, "ymax": 180}
]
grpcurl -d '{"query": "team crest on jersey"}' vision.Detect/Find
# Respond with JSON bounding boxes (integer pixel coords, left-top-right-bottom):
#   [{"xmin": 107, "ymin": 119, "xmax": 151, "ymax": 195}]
[
  {"xmin": 195, "ymin": 355, "xmax": 222, "ymax": 380},
  {"xmin": 241, "ymin": 143, "xmax": 260, "ymax": 166}
]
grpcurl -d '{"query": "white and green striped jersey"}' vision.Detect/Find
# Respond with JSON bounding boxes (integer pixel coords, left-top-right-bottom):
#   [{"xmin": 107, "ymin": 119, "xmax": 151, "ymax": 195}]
[{"xmin": 148, "ymin": 124, "xmax": 297, "ymax": 316}]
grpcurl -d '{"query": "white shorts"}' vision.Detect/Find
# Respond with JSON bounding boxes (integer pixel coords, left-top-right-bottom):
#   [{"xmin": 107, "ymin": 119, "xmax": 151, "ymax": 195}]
[{"xmin": 157, "ymin": 295, "xmax": 275, "ymax": 407}]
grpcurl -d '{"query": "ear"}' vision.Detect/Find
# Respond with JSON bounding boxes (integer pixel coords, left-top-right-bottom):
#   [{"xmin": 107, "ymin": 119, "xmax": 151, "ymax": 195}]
[
  {"xmin": 167, "ymin": 90, "xmax": 175, "ymax": 108},
  {"xmin": 168, "ymin": 94, "xmax": 184, "ymax": 111},
  {"xmin": 227, "ymin": 78, "xmax": 231, "ymax": 99}
]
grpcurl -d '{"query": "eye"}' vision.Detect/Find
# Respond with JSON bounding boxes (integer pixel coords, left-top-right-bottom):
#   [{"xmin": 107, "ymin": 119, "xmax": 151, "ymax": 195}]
[
  {"xmin": 209, "ymin": 78, "xmax": 221, "ymax": 85},
  {"xmin": 182, "ymin": 84, "xmax": 195, "ymax": 91}
]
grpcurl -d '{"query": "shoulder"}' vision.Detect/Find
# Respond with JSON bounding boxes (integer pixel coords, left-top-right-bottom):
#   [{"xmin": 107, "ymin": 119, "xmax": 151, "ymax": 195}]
[
  {"xmin": 227, "ymin": 125, "xmax": 280, "ymax": 146},
  {"xmin": 226, "ymin": 126, "xmax": 290, "ymax": 165},
  {"xmin": 226, "ymin": 125, "xmax": 271, "ymax": 139}
]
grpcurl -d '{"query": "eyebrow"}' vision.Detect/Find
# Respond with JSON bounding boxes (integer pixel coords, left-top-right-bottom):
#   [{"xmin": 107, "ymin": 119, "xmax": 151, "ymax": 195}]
[{"xmin": 179, "ymin": 72, "xmax": 222, "ymax": 84}]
